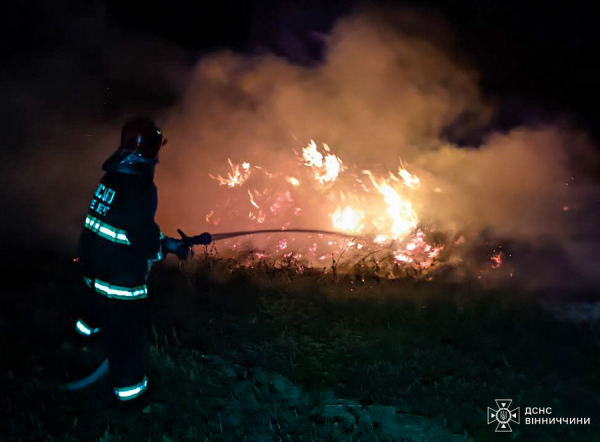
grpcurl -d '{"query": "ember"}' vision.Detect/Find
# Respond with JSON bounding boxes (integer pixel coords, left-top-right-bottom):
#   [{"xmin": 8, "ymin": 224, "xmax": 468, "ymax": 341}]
[{"xmin": 491, "ymin": 252, "xmax": 503, "ymax": 268}]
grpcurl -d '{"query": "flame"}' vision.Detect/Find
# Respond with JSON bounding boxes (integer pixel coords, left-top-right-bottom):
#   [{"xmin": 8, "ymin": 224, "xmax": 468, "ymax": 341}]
[
  {"xmin": 364, "ymin": 171, "xmax": 418, "ymax": 240},
  {"xmin": 374, "ymin": 234, "xmax": 388, "ymax": 244},
  {"xmin": 247, "ymin": 190, "xmax": 260, "ymax": 209},
  {"xmin": 302, "ymin": 140, "xmax": 344, "ymax": 184},
  {"xmin": 206, "ymin": 140, "xmax": 446, "ymax": 275},
  {"xmin": 209, "ymin": 158, "xmax": 251, "ymax": 187},
  {"xmin": 394, "ymin": 253, "xmax": 414, "ymax": 263},
  {"xmin": 332, "ymin": 206, "xmax": 365, "ymax": 233},
  {"xmin": 393, "ymin": 229, "xmax": 444, "ymax": 268},
  {"xmin": 286, "ymin": 176, "xmax": 300, "ymax": 187},
  {"xmin": 398, "ymin": 167, "xmax": 420, "ymax": 188}
]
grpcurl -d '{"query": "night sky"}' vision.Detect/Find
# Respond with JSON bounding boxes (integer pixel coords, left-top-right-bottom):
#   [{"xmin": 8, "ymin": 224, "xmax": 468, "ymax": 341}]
[
  {"xmin": 115, "ymin": 0, "xmax": 598, "ymax": 116},
  {"xmin": 2, "ymin": 0, "xmax": 598, "ymax": 135}
]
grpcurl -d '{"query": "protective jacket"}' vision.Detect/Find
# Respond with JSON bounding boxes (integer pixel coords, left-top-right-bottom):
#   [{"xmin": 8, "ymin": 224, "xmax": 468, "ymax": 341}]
[{"xmin": 78, "ymin": 151, "xmax": 163, "ymax": 300}]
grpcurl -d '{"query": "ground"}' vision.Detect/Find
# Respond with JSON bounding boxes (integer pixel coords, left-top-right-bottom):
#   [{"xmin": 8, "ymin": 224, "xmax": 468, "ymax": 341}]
[{"xmin": 1, "ymin": 246, "xmax": 600, "ymax": 441}]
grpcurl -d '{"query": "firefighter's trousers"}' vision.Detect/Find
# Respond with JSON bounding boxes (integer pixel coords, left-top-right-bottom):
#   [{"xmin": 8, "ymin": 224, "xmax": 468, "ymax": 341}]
[{"xmin": 75, "ymin": 283, "xmax": 150, "ymax": 401}]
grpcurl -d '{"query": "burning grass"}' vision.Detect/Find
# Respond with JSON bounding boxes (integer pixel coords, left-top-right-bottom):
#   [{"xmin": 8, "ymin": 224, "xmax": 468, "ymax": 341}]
[
  {"xmin": 1, "ymin": 246, "xmax": 600, "ymax": 441},
  {"xmin": 202, "ymin": 139, "xmax": 450, "ymax": 273}
]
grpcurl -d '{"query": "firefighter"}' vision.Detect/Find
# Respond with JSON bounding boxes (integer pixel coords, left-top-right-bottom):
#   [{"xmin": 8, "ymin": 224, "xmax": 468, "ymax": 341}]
[{"xmin": 72, "ymin": 116, "xmax": 211, "ymax": 403}]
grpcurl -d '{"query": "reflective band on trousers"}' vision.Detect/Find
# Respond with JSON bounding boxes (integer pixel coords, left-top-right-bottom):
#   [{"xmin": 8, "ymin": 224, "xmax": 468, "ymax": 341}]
[
  {"xmin": 84, "ymin": 215, "xmax": 131, "ymax": 245},
  {"xmin": 75, "ymin": 318, "xmax": 100, "ymax": 336},
  {"xmin": 114, "ymin": 376, "xmax": 149, "ymax": 401},
  {"xmin": 84, "ymin": 277, "xmax": 148, "ymax": 300}
]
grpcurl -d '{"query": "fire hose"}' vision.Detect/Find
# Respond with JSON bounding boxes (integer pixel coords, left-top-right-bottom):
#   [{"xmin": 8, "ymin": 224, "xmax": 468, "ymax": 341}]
[
  {"xmin": 179, "ymin": 227, "xmax": 355, "ymax": 248},
  {"xmin": 60, "ymin": 228, "xmax": 354, "ymax": 392}
]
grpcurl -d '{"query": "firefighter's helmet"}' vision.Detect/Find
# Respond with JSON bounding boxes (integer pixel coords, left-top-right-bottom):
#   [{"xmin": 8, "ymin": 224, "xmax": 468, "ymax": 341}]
[{"xmin": 119, "ymin": 116, "xmax": 164, "ymax": 160}]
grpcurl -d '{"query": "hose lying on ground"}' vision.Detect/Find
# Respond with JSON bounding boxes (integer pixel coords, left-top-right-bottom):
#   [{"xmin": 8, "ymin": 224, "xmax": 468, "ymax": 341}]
[{"xmin": 59, "ymin": 358, "xmax": 109, "ymax": 391}]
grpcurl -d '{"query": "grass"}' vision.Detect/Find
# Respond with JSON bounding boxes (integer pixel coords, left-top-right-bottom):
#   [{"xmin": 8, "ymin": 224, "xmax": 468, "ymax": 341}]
[{"xmin": 1, "ymin": 245, "xmax": 599, "ymax": 441}]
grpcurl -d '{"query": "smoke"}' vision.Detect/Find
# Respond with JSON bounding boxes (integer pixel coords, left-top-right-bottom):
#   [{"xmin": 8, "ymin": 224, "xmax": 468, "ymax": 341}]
[
  {"xmin": 415, "ymin": 127, "xmax": 588, "ymax": 237},
  {"xmin": 2, "ymin": 3, "xmax": 598, "ymax": 291},
  {"xmin": 158, "ymin": 8, "xmax": 599, "ymax": 290},
  {"xmin": 159, "ymin": 10, "xmax": 488, "ymax": 228}
]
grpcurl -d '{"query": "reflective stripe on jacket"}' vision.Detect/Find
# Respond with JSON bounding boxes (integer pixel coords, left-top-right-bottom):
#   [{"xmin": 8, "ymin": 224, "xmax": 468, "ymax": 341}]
[{"xmin": 78, "ymin": 171, "xmax": 162, "ymax": 290}]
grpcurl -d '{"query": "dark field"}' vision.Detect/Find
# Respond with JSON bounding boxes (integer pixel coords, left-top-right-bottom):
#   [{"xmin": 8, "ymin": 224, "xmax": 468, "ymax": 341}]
[{"xmin": 1, "ymin": 246, "xmax": 599, "ymax": 442}]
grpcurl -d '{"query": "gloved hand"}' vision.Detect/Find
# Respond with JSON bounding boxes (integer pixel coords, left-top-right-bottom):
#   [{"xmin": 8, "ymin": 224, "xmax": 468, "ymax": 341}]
[
  {"xmin": 161, "ymin": 237, "xmax": 191, "ymax": 260},
  {"xmin": 194, "ymin": 232, "xmax": 212, "ymax": 245}
]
